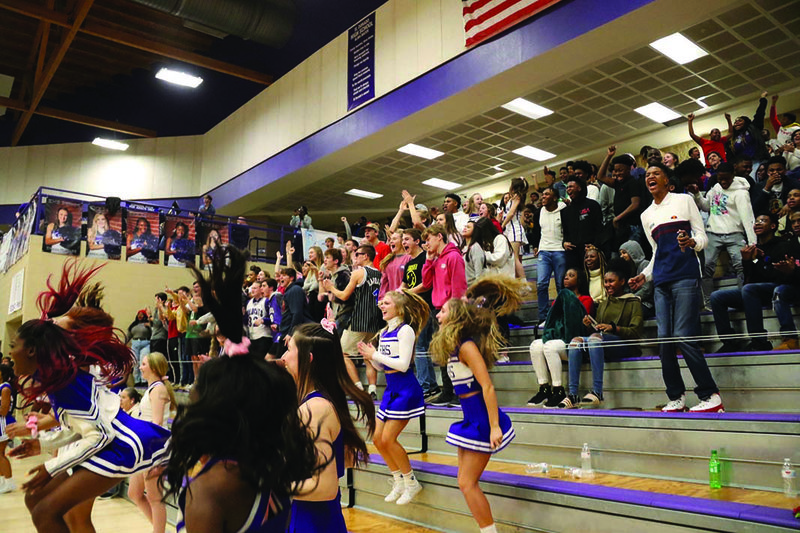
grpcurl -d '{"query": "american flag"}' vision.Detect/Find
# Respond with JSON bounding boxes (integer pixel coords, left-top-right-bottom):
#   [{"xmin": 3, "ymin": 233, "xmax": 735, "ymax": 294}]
[{"xmin": 463, "ymin": 0, "xmax": 564, "ymax": 48}]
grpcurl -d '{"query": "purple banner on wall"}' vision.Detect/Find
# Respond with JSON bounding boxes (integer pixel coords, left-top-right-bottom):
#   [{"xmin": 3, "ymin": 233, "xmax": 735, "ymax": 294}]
[{"xmin": 347, "ymin": 12, "xmax": 375, "ymax": 111}]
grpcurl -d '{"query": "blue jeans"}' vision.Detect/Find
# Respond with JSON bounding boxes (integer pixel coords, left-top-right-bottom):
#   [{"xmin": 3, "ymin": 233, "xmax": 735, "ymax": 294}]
[
  {"xmin": 773, "ymin": 284, "xmax": 800, "ymax": 335},
  {"xmin": 536, "ymin": 250, "xmax": 566, "ymax": 322},
  {"xmin": 567, "ymin": 333, "xmax": 626, "ymax": 397},
  {"xmin": 179, "ymin": 334, "xmax": 194, "ymax": 386},
  {"xmin": 130, "ymin": 339, "xmax": 150, "ymax": 383},
  {"xmin": 702, "ymin": 232, "xmax": 746, "ymax": 305},
  {"xmin": 655, "ymin": 278, "xmax": 719, "ymax": 401},
  {"xmin": 415, "ymin": 314, "xmax": 438, "ymax": 393},
  {"xmin": 710, "ymin": 283, "xmax": 776, "ymax": 336}
]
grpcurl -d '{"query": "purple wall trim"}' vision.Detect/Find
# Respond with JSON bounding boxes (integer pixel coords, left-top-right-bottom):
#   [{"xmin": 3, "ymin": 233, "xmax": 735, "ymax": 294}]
[
  {"xmin": 208, "ymin": 0, "xmax": 656, "ymax": 207},
  {"xmin": 367, "ymin": 454, "xmax": 800, "ymax": 529}
]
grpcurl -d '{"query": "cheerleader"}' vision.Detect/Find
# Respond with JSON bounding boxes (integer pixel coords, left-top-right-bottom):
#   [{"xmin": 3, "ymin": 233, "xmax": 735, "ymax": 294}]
[
  {"xmin": 430, "ymin": 275, "xmax": 527, "ymax": 533},
  {"xmin": 165, "ymin": 245, "xmax": 324, "ymax": 532},
  {"xmin": 8, "ymin": 263, "xmax": 170, "ymax": 532},
  {"xmin": 282, "ymin": 321, "xmax": 376, "ymax": 532},
  {"xmin": 0, "ymin": 363, "xmax": 16, "ymax": 494},
  {"xmin": 128, "ymin": 352, "xmax": 176, "ymax": 533},
  {"xmin": 357, "ymin": 290, "xmax": 429, "ymax": 505},
  {"xmin": 500, "ymin": 177, "xmax": 529, "ymax": 279}
]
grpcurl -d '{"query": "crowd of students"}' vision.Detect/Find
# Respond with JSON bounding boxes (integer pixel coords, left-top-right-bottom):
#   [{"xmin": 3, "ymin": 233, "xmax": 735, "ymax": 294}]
[{"xmin": 1, "ymin": 92, "xmax": 799, "ymax": 533}]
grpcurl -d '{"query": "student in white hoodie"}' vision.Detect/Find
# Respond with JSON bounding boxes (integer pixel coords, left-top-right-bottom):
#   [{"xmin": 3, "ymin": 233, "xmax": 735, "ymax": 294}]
[{"xmin": 690, "ymin": 162, "xmax": 756, "ymax": 308}]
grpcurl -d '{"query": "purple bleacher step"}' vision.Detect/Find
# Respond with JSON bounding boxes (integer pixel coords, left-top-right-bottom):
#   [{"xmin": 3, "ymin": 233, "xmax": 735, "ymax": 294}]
[
  {"xmin": 367, "ymin": 455, "xmax": 800, "ymax": 530},
  {"xmin": 496, "ymin": 349, "xmax": 792, "ymax": 364},
  {"xmin": 424, "ymin": 405, "xmax": 800, "ymax": 422}
]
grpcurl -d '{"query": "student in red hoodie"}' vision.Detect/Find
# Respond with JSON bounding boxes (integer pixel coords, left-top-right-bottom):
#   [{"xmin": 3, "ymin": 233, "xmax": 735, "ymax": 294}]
[{"xmin": 421, "ymin": 224, "xmax": 467, "ymax": 406}]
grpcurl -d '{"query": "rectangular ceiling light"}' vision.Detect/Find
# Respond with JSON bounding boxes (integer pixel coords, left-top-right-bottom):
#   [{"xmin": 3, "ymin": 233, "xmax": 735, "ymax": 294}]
[
  {"xmin": 397, "ymin": 143, "xmax": 444, "ymax": 160},
  {"xmin": 92, "ymin": 138, "xmax": 129, "ymax": 151},
  {"xmin": 345, "ymin": 188, "xmax": 383, "ymax": 199},
  {"xmin": 512, "ymin": 145, "xmax": 556, "ymax": 161},
  {"xmin": 649, "ymin": 33, "xmax": 708, "ymax": 65},
  {"xmin": 634, "ymin": 102, "xmax": 681, "ymax": 123},
  {"xmin": 155, "ymin": 67, "xmax": 204, "ymax": 88},
  {"xmin": 422, "ymin": 178, "xmax": 462, "ymax": 190},
  {"xmin": 501, "ymin": 98, "xmax": 553, "ymax": 120}
]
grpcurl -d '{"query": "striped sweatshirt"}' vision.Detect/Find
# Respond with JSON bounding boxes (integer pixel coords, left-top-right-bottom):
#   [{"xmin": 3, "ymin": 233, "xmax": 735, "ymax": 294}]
[{"xmin": 641, "ymin": 192, "xmax": 707, "ymax": 287}]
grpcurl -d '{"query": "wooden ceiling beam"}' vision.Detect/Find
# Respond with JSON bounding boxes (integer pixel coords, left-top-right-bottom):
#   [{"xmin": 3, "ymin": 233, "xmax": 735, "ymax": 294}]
[
  {"xmin": 11, "ymin": 0, "xmax": 95, "ymax": 146},
  {"xmin": 0, "ymin": 95, "xmax": 157, "ymax": 137},
  {"xmin": 0, "ymin": 0, "xmax": 273, "ymax": 85}
]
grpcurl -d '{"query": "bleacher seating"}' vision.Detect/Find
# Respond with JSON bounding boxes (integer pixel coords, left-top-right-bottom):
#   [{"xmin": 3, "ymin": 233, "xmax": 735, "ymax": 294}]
[{"xmin": 346, "ymin": 254, "xmax": 800, "ymax": 532}]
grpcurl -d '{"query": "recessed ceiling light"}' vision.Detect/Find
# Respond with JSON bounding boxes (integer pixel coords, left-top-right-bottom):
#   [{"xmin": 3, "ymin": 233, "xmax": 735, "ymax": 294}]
[
  {"xmin": 696, "ymin": 97, "xmax": 709, "ymax": 109},
  {"xmin": 422, "ymin": 178, "xmax": 462, "ymax": 190},
  {"xmin": 397, "ymin": 143, "xmax": 444, "ymax": 160},
  {"xmin": 501, "ymin": 98, "xmax": 553, "ymax": 120},
  {"xmin": 512, "ymin": 146, "xmax": 556, "ymax": 161},
  {"xmin": 635, "ymin": 102, "xmax": 681, "ymax": 123},
  {"xmin": 649, "ymin": 33, "xmax": 708, "ymax": 65},
  {"xmin": 492, "ymin": 164, "xmax": 506, "ymax": 171},
  {"xmin": 155, "ymin": 67, "xmax": 203, "ymax": 88},
  {"xmin": 345, "ymin": 188, "xmax": 383, "ymax": 200},
  {"xmin": 92, "ymin": 138, "xmax": 129, "ymax": 151}
]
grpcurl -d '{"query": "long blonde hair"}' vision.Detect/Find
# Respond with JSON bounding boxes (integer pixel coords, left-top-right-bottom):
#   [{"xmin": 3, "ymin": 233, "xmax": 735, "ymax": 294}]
[
  {"xmin": 145, "ymin": 351, "xmax": 177, "ymax": 411},
  {"xmin": 381, "ymin": 290, "xmax": 429, "ymax": 340},
  {"xmin": 430, "ymin": 275, "xmax": 529, "ymax": 367}
]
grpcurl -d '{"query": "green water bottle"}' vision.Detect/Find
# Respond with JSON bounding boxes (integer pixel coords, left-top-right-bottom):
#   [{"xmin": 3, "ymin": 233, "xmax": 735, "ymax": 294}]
[{"xmin": 709, "ymin": 450, "xmax": 721, "ymax": 489}]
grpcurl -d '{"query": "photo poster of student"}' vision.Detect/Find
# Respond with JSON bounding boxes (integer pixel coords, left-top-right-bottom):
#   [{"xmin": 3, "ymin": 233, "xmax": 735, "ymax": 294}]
[
  {"xmin": 196, "ymin": 219, "xmax": 229, "ymax": 269},
  {"xmin": 86, "ymin": 204, "xmax": 124, "ymax": 260},
  {"xmin": 125, "ymin": 208, "xmax": 160, "ymax": 264},
  {"xmin": 41, "ymin": 197, "xmax": 83, "ymax": 256},
  {"xmin": 164, "ymin": 214, "xmax": 196, "ymax": 267}
]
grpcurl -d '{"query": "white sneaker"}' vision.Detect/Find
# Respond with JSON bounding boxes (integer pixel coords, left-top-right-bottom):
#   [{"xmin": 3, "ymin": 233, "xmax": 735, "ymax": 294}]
[
  {"xmin": 384, "ymin": 480, "xmax": 405, "ymax": 503},
  {"xmin": 689, "ymin": 393, "xmax": 724, "ymax": 413},
  {"xmin": 661, "ymin": 395, "xmax": 687, "ymax": 412},
  {"xmin": 0, "ymin": 477, "xmax": 14, "ymax": 494},
  {"xmin": 396, "ymin": 482, "xmax": 422, "ymax": 505}
]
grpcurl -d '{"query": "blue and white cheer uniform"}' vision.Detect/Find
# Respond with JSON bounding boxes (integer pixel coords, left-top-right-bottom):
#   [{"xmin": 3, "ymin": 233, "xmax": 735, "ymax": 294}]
[{"xmin": 370, "ymin": 318, "xmax": 425, "ymax": 422}]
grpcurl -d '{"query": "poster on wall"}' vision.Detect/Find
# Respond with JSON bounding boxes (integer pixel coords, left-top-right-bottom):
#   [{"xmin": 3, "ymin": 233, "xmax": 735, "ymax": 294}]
[
  {"xmin": 41, "ymin": 197, "xmax": 83, "ymax": 256},
  {"xmin": 125, "ymin": 208, "xmax": 160, "ymax": 264},
  {"xmin": 86, "ymin": 204, "xmax": 123, "ymax": 260},
  {"xmin": 0, "ymin": 229, "xmax": 12, "ymax": 274},
  {"xmin": 347, "ymin": 12, "xmax": 375, "ymax": 111},
  {"xmin": 164, "ymin": 214, "xmax": 196, "ymax": 267},
  {"xmin": 196, "ymin": 220, "xmax": 229, "ymax": 269},
  {"xmin": 301, "ymin": 228, "xmax": 337, "ymax": 260},
  {"xmin": 8, "ymin": 268, "xmax": 24, "ymax": 315}
]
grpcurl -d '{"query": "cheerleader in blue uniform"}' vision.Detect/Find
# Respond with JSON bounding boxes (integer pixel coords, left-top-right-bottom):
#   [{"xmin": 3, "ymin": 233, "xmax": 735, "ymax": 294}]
[
  {"xmin": 282, "ymin": 321, "xmax": 376, "ymax": 533},
  {"xmin": 357, "ymin": 289, "xmax": 429, "ymax": 505},
  {"xmin": 165, "ymin": 245, "xmax": 322, "ymax": 533},
  {"xmin": 430, "ymin": 275, "xmax": 528, "ymax": 533},
  {"xmin": 0, "ymin": 363, "xmax": 16, "ymax": 494},
  {"xmin": 8, "ymin": 262, "xmax": 171, "ymax": 532}
]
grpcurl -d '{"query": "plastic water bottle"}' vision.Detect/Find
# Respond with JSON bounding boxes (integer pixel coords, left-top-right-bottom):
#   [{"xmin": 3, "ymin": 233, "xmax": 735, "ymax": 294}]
[
  {"xmin": 581, "ymin": 443, "xmax": 594, "ymax": 478},
  {"xmin": 783, "ymin": 458, "xmax": 797, "ymax": 497},
  {"xmin": 709, "ymin": 450, "xmax": 721, "ymax": 489},
  {"xmin": 525, "ymin": 462, "xmax": 549, "ymax": 474}
]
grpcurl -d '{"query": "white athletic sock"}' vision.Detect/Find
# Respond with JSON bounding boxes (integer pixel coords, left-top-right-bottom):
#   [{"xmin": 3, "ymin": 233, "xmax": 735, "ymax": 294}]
[
  {"xmin": 368, "ymin": 384, "xmax": 377, "ymax": 394},
  {"xmin": 529, "ymin": 340, "xmax": 550, "ymax": 384},
  {"xmin": 391, "ymin": 470, "xmax": 402, "ymax": 484},
  {"xmin": 479, "ymin": 524, "xmax": 498, "ymax": 533},
  {"xmin": 355, "ymin": 381, "xmax": 364, "ymax": 390},
  {"xmin": 543, "ymin": 340, "xmax": 566, "ymax": 387},
  {"xmin": 402, "ymin": 470, "xmax": 417, "ymax": 487}
]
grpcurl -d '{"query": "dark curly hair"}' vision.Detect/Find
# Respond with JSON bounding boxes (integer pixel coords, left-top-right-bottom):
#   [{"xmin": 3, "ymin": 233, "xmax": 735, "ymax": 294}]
[{"xmin": 162, "ymin": 356, "xmax": 322, "ymax": 500}]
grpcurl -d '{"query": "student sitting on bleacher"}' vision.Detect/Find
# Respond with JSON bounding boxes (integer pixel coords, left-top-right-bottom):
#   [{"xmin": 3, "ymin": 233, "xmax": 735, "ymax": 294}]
[
  {"xmin": 528, "ymin": 268, "xmax": 593, "ymax": 408},
  {"xmin": 564, "ymin": 260, "xmax": 643, "ymax": 409},
  {"xmin": 711, "ymin": 213, "xmax": 792, "ymax": 353},
  {"xmin": 772, "ymin": 211, "xmax": 800, "ymax": 350},
  {"xmin": 619, "ymin": 241, "xmax": 654, "ymax": 319}
]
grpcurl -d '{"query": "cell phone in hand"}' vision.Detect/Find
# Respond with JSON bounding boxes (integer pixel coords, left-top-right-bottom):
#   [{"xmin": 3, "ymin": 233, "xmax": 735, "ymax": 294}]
[{"xmin": 587, "ymin": 315, "xmax": 599, "ymax": 330}]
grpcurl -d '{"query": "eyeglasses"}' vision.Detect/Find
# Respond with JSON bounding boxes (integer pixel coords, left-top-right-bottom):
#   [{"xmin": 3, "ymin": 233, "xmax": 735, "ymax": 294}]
[
  {"xmin": 767, "ymin": 168, "xmax": 783, "ymax": 174},
  {"xmin": 354, "ymin": 252, "xmax": 366, "ymax": 256}
]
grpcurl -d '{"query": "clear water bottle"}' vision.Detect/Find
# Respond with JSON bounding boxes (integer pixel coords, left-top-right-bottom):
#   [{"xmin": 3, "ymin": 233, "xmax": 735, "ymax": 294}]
[
  {"xmin": 782, "ymin": 458, "xmax": 797, "ymax": 497},
  {"xmin": 525, "ymin": 462, "xmax": 549, "ymax": 474},
  {"xmin": 581, "ymin": 443, "xmax": 594, "ymax": 478},
  {"xmin": 709, "ymin": 450, "xmax": 721, "ymax": 489}
]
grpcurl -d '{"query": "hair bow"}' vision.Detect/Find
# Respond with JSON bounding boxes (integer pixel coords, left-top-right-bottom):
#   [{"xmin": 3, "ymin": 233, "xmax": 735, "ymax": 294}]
[{"xmin": 224, "ymin": 337, "xmax": 251, "ymax": 357}]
